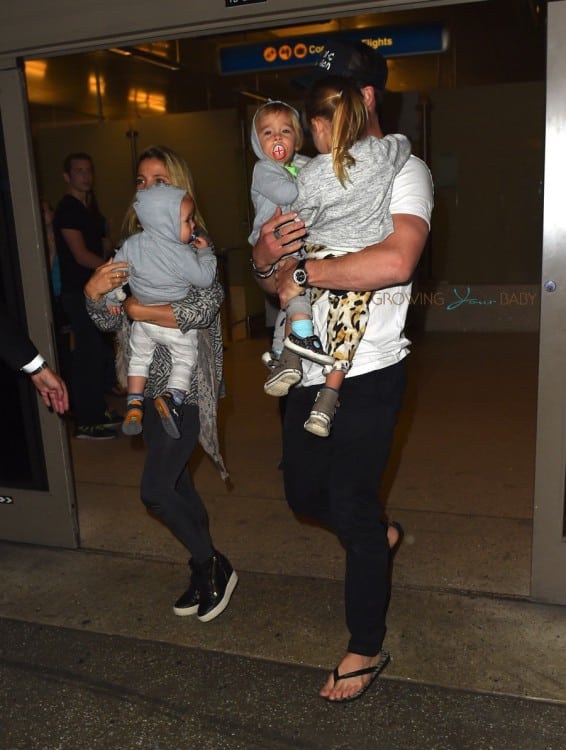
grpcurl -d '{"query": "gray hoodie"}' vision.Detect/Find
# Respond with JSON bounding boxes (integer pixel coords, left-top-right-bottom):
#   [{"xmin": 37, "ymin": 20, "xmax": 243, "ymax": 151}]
[
  {"xmin": 248, "ymin": 101, "xmax": 310, "ymax": 245},
  {"xmin": 292, "ymin": 133, "xmax": 412, "ymax": 250},
  {"xmin": 107, "ymin": 184, "xmax": 216, "ymax": 307}
]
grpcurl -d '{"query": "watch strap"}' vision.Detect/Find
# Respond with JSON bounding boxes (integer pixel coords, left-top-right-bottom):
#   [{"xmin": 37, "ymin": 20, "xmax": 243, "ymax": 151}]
[
  {"xmin": 28, "ymin": 361, "xmax": 49, "ymax": 376},
  {"xmin": 293, "ymin": 258, "xmax": 309, "ymax": 287}
]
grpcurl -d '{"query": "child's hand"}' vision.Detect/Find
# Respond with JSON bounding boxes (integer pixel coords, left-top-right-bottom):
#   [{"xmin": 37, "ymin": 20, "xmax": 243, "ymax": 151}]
[
  {"xmin": 191, "ymin": 235, "xmax": 210, "ymax": 251},
  {"xmin": 107, "ymin": 304, "xmax": 122, "ymax": 316}
]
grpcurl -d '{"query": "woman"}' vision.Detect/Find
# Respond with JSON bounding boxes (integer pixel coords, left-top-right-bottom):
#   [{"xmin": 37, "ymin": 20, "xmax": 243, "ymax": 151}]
[{"xmin": 84, "ymin": 146, "xmax": 237, "ymax": 623}]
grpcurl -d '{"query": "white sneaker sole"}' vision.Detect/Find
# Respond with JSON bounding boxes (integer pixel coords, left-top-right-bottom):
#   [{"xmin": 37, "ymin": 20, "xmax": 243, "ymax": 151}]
[
  {"xmin": 284, "ymin": 337, "xmax": 335, "ymax": 366},
  {"xmin": 304, "ymin": 414, "xmax": 331, "ymax": 438},
  {"xmin": 173, "ymin": 601, "xmax": 199, "ymax": 617},
  {"xmin": 197, "ymin": 571, "xmax": 238, "ymax": 623},
  {"xmin": 264, "ymin": 370, "xmax": 302, "ymax": 397}
]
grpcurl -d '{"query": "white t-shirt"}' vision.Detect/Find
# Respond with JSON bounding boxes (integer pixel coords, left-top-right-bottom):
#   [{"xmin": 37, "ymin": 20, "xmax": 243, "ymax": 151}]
[{"xmin": 301, "ymin": 154, "xmax": 434, "ymax": 388}]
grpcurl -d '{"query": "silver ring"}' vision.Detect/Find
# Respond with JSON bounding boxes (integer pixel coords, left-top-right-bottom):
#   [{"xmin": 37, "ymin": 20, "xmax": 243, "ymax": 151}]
[{"xmin": 273, "ymin": 227, "xmax": 282, "ymax": 240}]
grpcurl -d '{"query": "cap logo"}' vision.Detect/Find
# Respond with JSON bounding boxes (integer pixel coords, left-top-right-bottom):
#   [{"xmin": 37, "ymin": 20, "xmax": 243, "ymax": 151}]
[{"xmin": 316, "ymin": 49, "xmax": 335, "ymax": 72}]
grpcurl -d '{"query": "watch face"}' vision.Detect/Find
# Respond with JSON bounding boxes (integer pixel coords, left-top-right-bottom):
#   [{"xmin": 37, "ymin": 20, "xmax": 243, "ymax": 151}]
[{"xmin": 294, "ymin": 269, "xmax": 307, "ymax": 285}]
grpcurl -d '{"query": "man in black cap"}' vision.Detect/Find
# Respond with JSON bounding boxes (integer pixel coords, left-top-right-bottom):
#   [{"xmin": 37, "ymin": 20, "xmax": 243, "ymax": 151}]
[{"xmin": 251, "ymin": 39, "xmax": 433, "ymax": 702}]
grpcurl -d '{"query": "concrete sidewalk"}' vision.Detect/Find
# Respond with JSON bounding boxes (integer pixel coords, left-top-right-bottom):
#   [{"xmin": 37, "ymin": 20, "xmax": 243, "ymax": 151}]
[
  {"xmin": 1, "ymin": 542, "xmax": 564, "ymax": 702},
  {"xmin": 1, "ymin": 596, "xmax": 565, "ymax": 750}
]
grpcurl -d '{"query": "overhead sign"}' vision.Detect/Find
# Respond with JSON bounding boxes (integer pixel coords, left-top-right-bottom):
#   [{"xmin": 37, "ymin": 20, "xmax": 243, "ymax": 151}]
[{"xmin": 219, "ymin": 25, "xmax": 448, "ymax": 75}]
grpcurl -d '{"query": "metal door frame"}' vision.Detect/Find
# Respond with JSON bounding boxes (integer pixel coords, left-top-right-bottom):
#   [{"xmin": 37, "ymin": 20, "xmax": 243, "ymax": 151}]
[
  {"xmin": 0, "ymin": 64, "xmax": 77, "ymax": 546},
  {"xmin": 531, "ymin": 0, "xmax": 566, "ymax": 603}
]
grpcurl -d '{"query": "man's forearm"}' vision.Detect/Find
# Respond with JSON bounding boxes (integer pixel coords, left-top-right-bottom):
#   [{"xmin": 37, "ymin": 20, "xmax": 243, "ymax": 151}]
[
  {"xmin": 304, "ymin": 248, "xmax": 410, "ymax": 292},
  {"xmin": 304, "ymin": 214, "xmax": 429, "ymax": 292}
]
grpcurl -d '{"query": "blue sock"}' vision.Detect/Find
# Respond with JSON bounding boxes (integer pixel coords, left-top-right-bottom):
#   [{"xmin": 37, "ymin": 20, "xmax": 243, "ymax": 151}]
[
  {"xmin": 169, "ymin": 388, "xmax": 186, "ymax": 406},
  {"xmin": 128, "ymin": 393, "xmax": 144, "ymax": 405},
  {"xmin": 291, "ymin": 319, "xmax": 314, "ymax": 339}
]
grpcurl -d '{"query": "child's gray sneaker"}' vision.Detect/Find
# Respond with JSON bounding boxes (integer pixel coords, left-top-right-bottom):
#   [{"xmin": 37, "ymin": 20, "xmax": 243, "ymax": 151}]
[
  {"xmin": 264, "ymin": 348, "xmax": 302, "ymax": 397},
  {"xmin": 261, "ymin": 350, "xmax": 279, "ymax": 370},
  {"xmin": 304, "ymin": 387, "xmax": 340, "ymax": 437},
  {"xmin": 284, "ymin": 332, "xmax": 335, "ymax": 366}
]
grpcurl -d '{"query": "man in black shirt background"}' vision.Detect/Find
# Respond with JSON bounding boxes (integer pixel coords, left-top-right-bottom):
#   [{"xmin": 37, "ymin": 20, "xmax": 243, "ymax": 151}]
[{"xmin": 54, "ymin": 152, "xmax": 119, "ymax": 439}]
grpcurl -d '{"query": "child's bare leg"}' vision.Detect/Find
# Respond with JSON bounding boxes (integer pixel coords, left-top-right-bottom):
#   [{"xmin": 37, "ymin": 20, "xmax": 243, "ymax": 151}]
[
  {"xmin": 324, "ymin": 367, "xmax": 345, "ymax": 391},
  {"xmin": 128, "ymin": 375, "xmax": 146, "ymax": 398}
]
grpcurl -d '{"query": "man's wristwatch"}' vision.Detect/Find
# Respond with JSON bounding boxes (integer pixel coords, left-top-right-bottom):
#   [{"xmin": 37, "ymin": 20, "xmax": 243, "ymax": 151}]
[{"xmin": 293, "ymin": 259, "xmax": 309, "ymax": 288}]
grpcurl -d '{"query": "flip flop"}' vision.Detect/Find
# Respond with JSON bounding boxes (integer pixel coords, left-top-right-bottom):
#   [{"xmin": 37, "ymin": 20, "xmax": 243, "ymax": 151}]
[
  {"xmin": 323, "ymin": 651, "xmax": 391, "ymax": 703},
  {"xmin": 388, "ymin": 521, "xmax": 404, "ymax": 558}
]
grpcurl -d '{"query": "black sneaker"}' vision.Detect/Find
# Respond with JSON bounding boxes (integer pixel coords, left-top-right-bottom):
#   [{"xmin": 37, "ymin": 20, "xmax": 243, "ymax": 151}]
[
  {"xmin": 75, "ymin": 424, "xmax": 117, "ymax": 440},
  {"xmin": 196, "ymin": 551, "xmax": 238, "ymax": 623},
  {"xmin": 173, "ymin": 559, "xmax": 200, "ymax": 616},
  {"xmin": 284, "ymin": 332, "xmax": 334, "ymax": 365},
  {"xmin": 154, "ymin": 392, "xmax": 183, "ymax": 439},
  {"xmin": 103, "ymin": 408, "xmax": 123, "ymax": 428}
]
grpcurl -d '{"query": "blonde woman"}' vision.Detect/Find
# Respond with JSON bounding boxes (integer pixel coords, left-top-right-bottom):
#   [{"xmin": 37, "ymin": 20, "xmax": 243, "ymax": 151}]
[{"xmin": 85, "ymin": 146, "xmax": 237, "ymax": 623}]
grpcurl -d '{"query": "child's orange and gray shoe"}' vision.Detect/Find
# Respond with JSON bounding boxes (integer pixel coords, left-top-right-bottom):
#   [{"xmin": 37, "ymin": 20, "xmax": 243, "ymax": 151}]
[
  {"xmin": 154, "ymin": 392, "xmax": 183, "ymax": 439},
  {"xmin": 122, "ymin": 399, "xmax": 144, "ymax": 436}
]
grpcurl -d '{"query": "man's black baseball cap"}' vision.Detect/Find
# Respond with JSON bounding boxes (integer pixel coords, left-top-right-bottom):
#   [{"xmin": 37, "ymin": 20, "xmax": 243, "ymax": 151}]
[{"xmin": 292, "ymin": 39, "xmax": 388, "ymax": 93}]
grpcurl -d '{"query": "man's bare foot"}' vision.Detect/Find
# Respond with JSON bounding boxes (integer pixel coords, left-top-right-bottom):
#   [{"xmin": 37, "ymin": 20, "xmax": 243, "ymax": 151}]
[
  {"xmin": 387, "ymin": 521, "xmax": 404, "ymax": 552},
  {"xmin": 387, "ymin": 523, "xmax": 399, "ymax": 549},
  {"xmin": 319, "ymin": 652, "xmax": 387, "ymax": 701}
]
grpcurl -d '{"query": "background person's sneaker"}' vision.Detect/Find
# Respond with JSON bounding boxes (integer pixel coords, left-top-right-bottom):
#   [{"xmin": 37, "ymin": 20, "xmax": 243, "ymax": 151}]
[
  {"xmin": 103, "ymin": 408, "xmax": 123, "ymax": 428},
  {"xmin": 75, "ymin": 424, "xmax": 117, "ymax": 440}
]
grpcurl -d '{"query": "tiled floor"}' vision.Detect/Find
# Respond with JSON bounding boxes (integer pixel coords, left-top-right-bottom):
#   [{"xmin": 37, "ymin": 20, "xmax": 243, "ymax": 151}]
[{"xmin": 75, "ymin": 332, "xmax": 539, "ymax": 598}]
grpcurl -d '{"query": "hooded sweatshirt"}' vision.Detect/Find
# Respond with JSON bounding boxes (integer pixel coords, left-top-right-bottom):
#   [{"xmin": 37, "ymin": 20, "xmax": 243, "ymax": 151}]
[
  {"xmin": 248, "ymin": 101, "xmax": 310, "ymax": 245},
  {"xmin": 107, "ymin": 184, "xmax": 216, "ymax": 307}
]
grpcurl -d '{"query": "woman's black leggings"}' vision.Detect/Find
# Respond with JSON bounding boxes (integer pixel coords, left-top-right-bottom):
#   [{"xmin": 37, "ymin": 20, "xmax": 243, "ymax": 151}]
[{"xmin": 140, "ymin": 400, "xmax": 214, "ymax": 564}]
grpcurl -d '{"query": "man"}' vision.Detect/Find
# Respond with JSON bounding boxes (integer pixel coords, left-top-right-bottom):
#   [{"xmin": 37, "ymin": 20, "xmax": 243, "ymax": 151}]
[
  {"xmin": 251, "ymin": 40, "xmax": 434, "ymax": 702},
  {"xmin": 53, "ymin": 152, "xmax": 118, "ymax": 439},
  {"xmin": 1, "ymin": 308, "xmax": 69, "ymax": 414}
]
